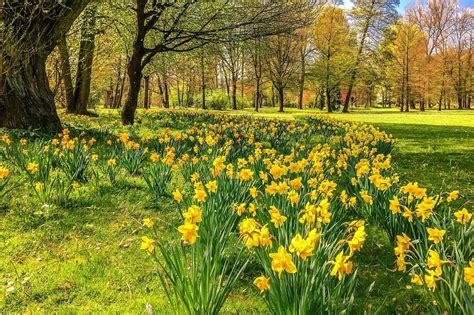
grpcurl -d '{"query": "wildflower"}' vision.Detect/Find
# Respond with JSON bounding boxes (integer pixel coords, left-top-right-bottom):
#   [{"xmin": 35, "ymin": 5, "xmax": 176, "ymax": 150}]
[
  {"xmin": 415, "ymin": 196, "xmax": 437, "ymax": 221},
  {"xmin": 27, "ymin": 162, "xmax": 39, "ymax": 174},
  {"xmin": 150, "ymin": 152, "xmax": 160, "ymax": 162},
  {"xmin": 454, "ymin": 208, "xmax": 472, "ymax": 224},
  {"xmin": 330, "ymin": 251, "xmax": 353, "ymax": 281},
  {"xmin": 375, "ymin": 176, "xmax": 391, "ymax": 191},
  {"xmin": 194, "ymin": 189, "xmax": 207, "ymax": 202},
  {"xmin": 191, "ymin": 172, "xmax": 200, "ymax": 182},
  {"xmin": 239, "ymin": 168, "xmax": 254, "ymax": 181},
  {"xmin": 173, "ymin": 190, "xmax": 183, "ymax": 203},
  {"xmin": 140, "ymin": 236, "xmax": 154, "ymax": 253},
  {"xmin": 269, "ymin": 164, "xmax": 285, "ymax": 180},
  {"xmin": 447, "ymin": 190, "xmax": 459, "ymax": 202},
  {"xmin": 239, "ymin": 218, "xmax": 260, "ymax": 249},
  {"xmin": 249, "ymin": 187, "xmax": 258, "ymax": 198},
  {"xmin": 359, "ymin": 190, "xmax": 373, "ymax": 205},
  {"xmin": 205, "ymin": 180, "xmax": 217, "ymax": 193},
  {"xmin": 259, "ymin": 225, "xmax": 272, "ymax": 247},
  {"xmin": 289, "ymin": 177, "xmax": 302, "ymax": 190},
  {"xmin": 177, "ymin": 223, "xmax": 199, "ymax": 245},
  {"xmin": 248, "ymin": 203, "xmax": 257, "ymax": 216},
  {"xmin": 269, "ymin": 206, "xmax": 287, "ymax": 228},
  {"xmin": 347, "ymin": 225, "xmax": 367, "ymax": 254},
  {"xmin": 389, "ymin": 196, "xmax": 401, "ymax": 214},
  {"xmin": 183, "ymin": 205, "xmax": 202, "ymax": 224},
  {"xmin": 427, "ymin": 228, "xmax": 446, "ymax": 244},
  {"xmin": 464, "ymin": 261, "xmax": 474, "ymax": 286},
  {"xmin": 0, "ymin": 166, "xmax": 9, "ymax": 179},
  {"xmin": 318, "ymin": 180, "xmax": 337, "ymax": 197},
  {"xmin": 269, "ymin": 246, "xmax": 297, "ymax": 276},
  {"xmin": 289, "ymin": 234, "xmax": 314, "ymax": 260},
  {"xmin": 395, "ymin": 253, "xmax": 408, "ymax": 271},
  {"xmin": 287, "ymin": 190, "xmax": 299, "ymax": 206},
  {"xmin": 235, "ymin": 203, "xmax": 246, "ymax": 216},
  {"xmin": 143, "ymin": 218, "xmax": 154, "ymax": 228},
  {"xmin": 107, "ymin": 158, "xmax": 116, "ymax": 166},
  {"xmin": 253, "ymin": 276, "xmax": 270, "ymax": 293},
  {"xmin": 410, "ymin": 274, "xmax": 423, "ymax": 286},
  {"xmin": 299, "ymin": 203, "xmax": 316, "ymax": 226},
  {"xmin": 424, "ymin": 269, "xmax": 439, "ymax": 291},
  {"xmin": 402, "ymin": 208, "xmax": 414, "ymax": 222},
  {"xmin": 91, "ymin": 154, "xmax": 99, "ymax": 161},
  {"xmin": 306, "ymin": 229, "xmax": 321, "ymax": 247},
  {"xmin": 213, "ymin": 156, "xmax": 226, "ymax": 171},
  {"xmin": 34, "ymin": 182, "xmax": 44, "ymax": 191},
  {"xmin": 427, "ymin": 250, "xmax": 447, "ymax": 276}
]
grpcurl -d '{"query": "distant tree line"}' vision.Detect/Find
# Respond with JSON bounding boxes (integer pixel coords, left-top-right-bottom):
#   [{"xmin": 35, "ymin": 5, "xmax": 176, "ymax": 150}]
[{"xmin": 0, "ymin": 0, "xmax": 472, "ymax": 130}]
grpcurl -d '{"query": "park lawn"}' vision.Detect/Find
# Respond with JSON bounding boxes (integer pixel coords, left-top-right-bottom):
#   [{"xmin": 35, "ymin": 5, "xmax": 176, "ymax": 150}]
[{"xmin": 1, "ymin": 108, "xmax": 472, "ymax": 313}]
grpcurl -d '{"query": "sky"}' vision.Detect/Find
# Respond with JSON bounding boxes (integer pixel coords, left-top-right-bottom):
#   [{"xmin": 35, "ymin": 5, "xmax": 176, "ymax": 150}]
[{"xmin": 341, "ymin": 0, "xmax": 474, "ymax": 14}]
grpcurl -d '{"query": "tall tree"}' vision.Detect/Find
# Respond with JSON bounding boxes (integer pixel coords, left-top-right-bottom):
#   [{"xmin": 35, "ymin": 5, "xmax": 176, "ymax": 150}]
[
  {"xmin": 408, "ymin": 0, "xmax": 457, "ymax": 111},
  {"xmin": 220, "ymin": 41, "xmax": 243, "ymax": 110},
  {"xmin": 387, "ymin": 20, "xmax": 426, "ymax": 112},
  {"xmin": 342, "ymin": 0, "xmax": 399, "ymax": 112},
  {"xmin": 59, "ymin": 4, "xmax": 99, "ymax": 115},
  {"xmin": 120, "ymin": 0, "xmax": 305, "ymax": 125},
  {"xmin": 0, "ymin": 0, "xmax": 91, "ymax": 130},
  {"xmin": 264, "ymin": 34, "xmax": 300, "ymax": 112},
  {"xmin": 311, "ymin": 5, "xmax": 352, "ymax": 112}
]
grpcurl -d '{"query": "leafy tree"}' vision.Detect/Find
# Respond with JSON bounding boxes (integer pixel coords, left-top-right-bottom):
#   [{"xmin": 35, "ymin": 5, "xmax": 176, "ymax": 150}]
[{"xmin": 342, "ymin": 0, "xmax": 399, "ymax": 112}]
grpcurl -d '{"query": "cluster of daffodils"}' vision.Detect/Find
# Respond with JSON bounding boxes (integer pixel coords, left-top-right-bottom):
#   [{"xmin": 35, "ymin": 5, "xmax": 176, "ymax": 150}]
[{"xmin": 2, "ymin": 110, "xmax": 471, "ymax": 313}]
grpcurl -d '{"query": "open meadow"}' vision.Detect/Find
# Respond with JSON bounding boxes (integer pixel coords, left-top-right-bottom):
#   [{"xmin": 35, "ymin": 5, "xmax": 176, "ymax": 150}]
[{"xmin": 1, "ymin": 109, "xmax": 472, "ymax": 313}]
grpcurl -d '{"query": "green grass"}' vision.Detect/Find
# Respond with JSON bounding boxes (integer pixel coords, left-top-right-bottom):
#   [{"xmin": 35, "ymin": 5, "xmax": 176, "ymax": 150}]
[{"xmin": 1, "ymin": 107, "xmax": 472, "ymax": 313}]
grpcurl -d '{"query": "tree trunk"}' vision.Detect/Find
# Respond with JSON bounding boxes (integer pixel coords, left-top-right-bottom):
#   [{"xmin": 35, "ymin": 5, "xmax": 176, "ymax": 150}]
[
  {"xmin": 255, "ymin": 77, "xmax": 261, "ymax": 112},
  {"xmin": 278, "ymin": 87, "xmax": 284, "ymax": 112},
  {"xmin": 0, "ymin": 54, "xmax": 61, "ymax": 130},
  {"xmin": 0, "ymin": 0, "xmax": 90, "ymax": 130},
  {"xmin": 232, "ymin": 75, "xmax": 237, "ymax": 110},
  {"xmin": 143, "ymin": 75, "xmax": 150, "ymax": 109},
  {"xmin": 163, "ymin": 75, "xmax": 169, "ymax": 108},
  {"xmin": 326, "ymin": 87, "xmax": 332, "ymax": 113},
  {"xmin": 342, "ymin": 0, "xmax": 374, "ymax": 113},
  {"xmin": 201, "ymin": 55, "xmax": 206, "ymax": 109},
  {"xmin": 72, "ymin": 5, "xmax": 97, "ymax": 115},
  {"xmin": 122, "ymin": 51, "xmax": 143, "ymax": 124},
  {"xmin": 58, "ymin": 36, "xmax": 75, "ymax": 113},
  {"xmin": 298, "ymin": 56, "xmax": 305, "ymax": 110}
]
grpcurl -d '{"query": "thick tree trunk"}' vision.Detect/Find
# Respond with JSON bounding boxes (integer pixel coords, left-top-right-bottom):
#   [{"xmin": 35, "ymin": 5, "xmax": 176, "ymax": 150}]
[
  {"xmin": 122, "ymin": 52, "xmax": 143, "ymax": 124},
  {"xmin": 0, "ymin": 54, "xmax": 61, "ymax": 130},
  {"xmin": 1, "ymin": 0, "xmax": 91, "ymax": 130}
]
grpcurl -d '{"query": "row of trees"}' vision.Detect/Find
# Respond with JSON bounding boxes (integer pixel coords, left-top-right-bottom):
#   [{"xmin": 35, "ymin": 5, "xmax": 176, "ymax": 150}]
[{"xmin": 0, "ymin": 0, "xmax": 473, "ymax": 130}]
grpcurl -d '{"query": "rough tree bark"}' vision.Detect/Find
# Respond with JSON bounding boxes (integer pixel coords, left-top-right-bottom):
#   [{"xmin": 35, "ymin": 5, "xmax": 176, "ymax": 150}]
[{"xmin": 0, "ymin": 0, "xmax": 91, "ymax": 130}]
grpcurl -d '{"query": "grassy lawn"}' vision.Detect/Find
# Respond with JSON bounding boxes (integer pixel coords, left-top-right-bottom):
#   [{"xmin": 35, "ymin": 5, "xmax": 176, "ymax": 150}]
[{"xmin": 1, "ymin": 108, "xmax": 472, "ymax": 313}]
